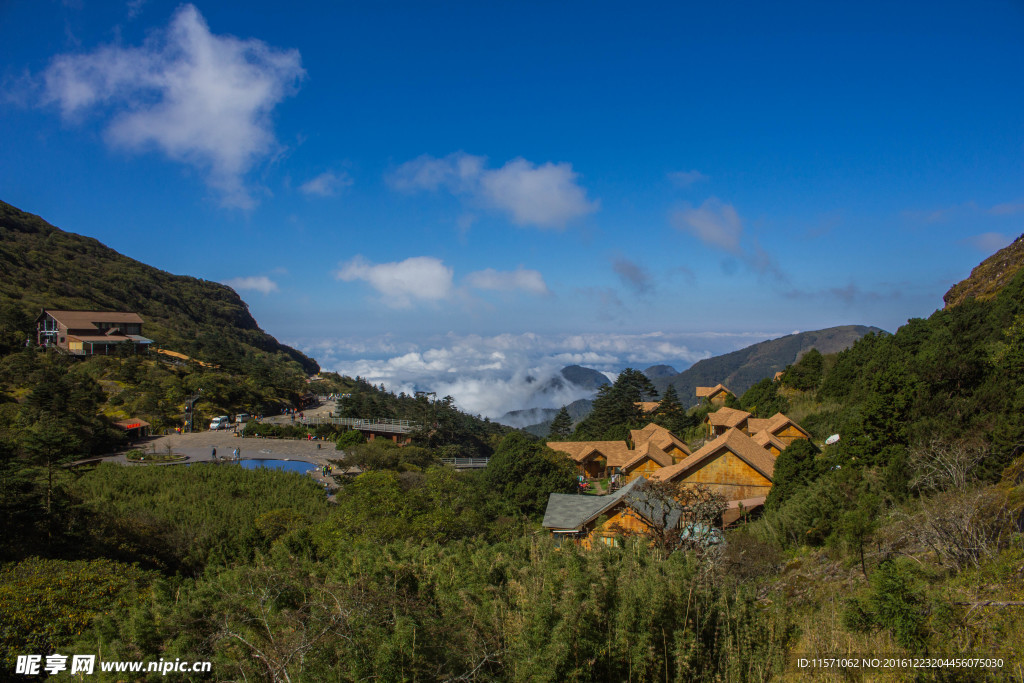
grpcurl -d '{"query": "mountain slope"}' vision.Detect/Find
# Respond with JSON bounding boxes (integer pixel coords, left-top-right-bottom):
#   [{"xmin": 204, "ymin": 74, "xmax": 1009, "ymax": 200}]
[
  {"xmin": 655, "ymin": 325, "xmax": 883, "ymax": 404},
  {"xmin": 0, "ymin": 200, "xmax": 318, "ymax": 374},
  {"xmin": 944, "ymin": 233, "xmax": 1024, "ymax": 308}
]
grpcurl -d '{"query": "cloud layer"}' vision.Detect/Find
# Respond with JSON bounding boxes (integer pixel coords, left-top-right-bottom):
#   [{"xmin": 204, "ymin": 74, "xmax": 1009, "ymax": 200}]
[
  {"xmin": 389, "ymin": 152, "xmax": 598, "ymax": 228},
  {"xmin": 41, "ymin": 4, "xmax": 304, "ymax": 208},
  {"xmin": 296, "ymin": 331, "xmax": 725, "ymax": 418}
]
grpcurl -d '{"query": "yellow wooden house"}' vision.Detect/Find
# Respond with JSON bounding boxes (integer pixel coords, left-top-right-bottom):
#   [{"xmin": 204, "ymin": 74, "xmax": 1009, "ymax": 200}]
[
  {"xmin": 695, "ymin": 383, "xmax": 735, "ymax": 407},
  {"xmin": 652, "ymin": 428, "xmax": 775, "ymax": 503}
]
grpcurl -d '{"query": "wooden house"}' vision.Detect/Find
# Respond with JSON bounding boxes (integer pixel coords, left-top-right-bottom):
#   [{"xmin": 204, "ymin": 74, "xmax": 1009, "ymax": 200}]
[
  {"xmin": 36, "ymin": 309, "xmax": 152, "ymax": 356},
  {"xmin": 652, "ymin": 428, "xmax": 775, "ymax": 503},
  {"xmin": 705, "ymin": 406, "xmax": 751, "ymax": 438},
  {"xmin": 548, "ymin": 422, "xmax": 691, "ymax": 482},
  {"xmin": 630, "ymin": 422, "xmax": 692, "ymax": 463},
  {"xmin": 634, "ymin": 401, "xmax": 660, "ymax": 414},
  {"xmin": 542, "ymin": 477, "xmax": 717, "ymax": 548},
  {"xmin": 745, "ymin": 412, "xmax": 811, "ymax": 447},
  {"xmin": 751, "ymin": 429, "xmax": 787, "ymax": 457},
  {"xmin": 695, "ymin": 383, "xmax": 734, "ymax": 406}
]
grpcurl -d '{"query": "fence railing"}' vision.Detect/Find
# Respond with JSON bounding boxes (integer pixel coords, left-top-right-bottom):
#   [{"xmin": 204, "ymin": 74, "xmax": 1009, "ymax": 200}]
[
  {"xmin": 440, "ymin": 457, "xmax": 490, "ymax": 469},
  {"xmin": 299, "ymin": 415, "xmax": 419, "ymax": 434}
]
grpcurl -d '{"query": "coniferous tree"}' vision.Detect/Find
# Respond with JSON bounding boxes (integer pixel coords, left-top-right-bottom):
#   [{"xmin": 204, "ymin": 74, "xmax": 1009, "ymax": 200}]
[{"xmin": 548, "ymin": 406, "xmax": 573, "ymax": 439}]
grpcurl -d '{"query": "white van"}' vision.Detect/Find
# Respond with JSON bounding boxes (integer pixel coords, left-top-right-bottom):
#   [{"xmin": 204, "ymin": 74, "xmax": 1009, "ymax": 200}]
[
  {"xmin": 209, "ymin": 416, "xmax": 231, "ymax": 430},
  {"xmin": 235, "ymin": 413, "xmax": 251, "ymax": 424}
]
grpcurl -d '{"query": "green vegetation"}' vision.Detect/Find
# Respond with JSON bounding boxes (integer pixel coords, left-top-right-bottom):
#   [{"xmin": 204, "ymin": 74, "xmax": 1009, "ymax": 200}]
[{"xmin": 3, "ymin": 201, "xmax": 1024, "ymax": 679}]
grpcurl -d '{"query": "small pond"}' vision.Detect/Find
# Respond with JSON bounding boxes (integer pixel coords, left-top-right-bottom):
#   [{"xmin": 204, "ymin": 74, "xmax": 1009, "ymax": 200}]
[{"xmin": 237, "ymin": 459, "xmax": 318, "ymax": 475}]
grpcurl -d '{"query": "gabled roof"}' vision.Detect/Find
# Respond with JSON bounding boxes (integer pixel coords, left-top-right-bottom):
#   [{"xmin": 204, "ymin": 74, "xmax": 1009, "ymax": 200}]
[
  {"xmin": 696, "ymin": 383, "xmax": 734, "ymax": 398},
  {"xmin": 651, "ymin": 428, "xmax": 776, "ymax": 484},
  {"xmin": 542, "ymin": 477, "xmax": 647, "ymax": 530},
  {"xmin": 773, "ymin": 371, "xmax": 784, "ymax": 381},
  {"xmin": 706, "ymin": 406, "xmax": 751, "ymax": 428},
  {"xmin": 38, "ymin": 310, "xmax": 144, "ymax": 329},
  {"xmin": 751, "ymin": 429, "xmax": 787, "ymax": 453},
  {"xmin": 631, "ymin": 423, "xmax": 691, "ymax": 456},
  {"xmin": 547, "ymin": 441, "xmax": 634, "ymax": 467},
  {"xmin": 760, "ymin": 412, "xmax": 811, "ymax": 439},
  {"xmin": 620, "ymin": 440, "xmax": 674, "ymax": 470},
  {"xmin": 634, "ymin": 401, "xmax": 660, "ymax": 413}
]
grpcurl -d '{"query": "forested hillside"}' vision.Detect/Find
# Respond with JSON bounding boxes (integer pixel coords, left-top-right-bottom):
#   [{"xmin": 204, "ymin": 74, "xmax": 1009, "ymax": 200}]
[
  {"xmin": 654, "ymin": 325, "xmax": 883, "ymax": 404},
  {"xmin": 0, "ymin": 200, "xmax": 318, "ymax": 374}
]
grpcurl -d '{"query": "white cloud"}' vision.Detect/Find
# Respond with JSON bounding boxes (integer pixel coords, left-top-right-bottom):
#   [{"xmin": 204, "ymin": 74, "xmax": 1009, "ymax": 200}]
[
  {"xmin": 336, "ymin": 255, "xmax": 453, "ymax": 307},
  {"xmin": 41, "ymin": 4, "xmax": 304, "ymax": 208},
  {"xmin": 668, "ymin": 169, "xmax": 708, "ymax": 187},
  {"xmin": 671, "ymin": 197, "xmax": 743, "ymax": 252},
  {"xmin": 224, "ymin": 275, "xmax": 278, "ymax": 294},
  {"xmin": 299, "ymin": 170, "xmax": 352, "ymax": 197},
  {"xmin": 388, "ymin": 152, "xmax": 597, "ymax": 229},
  {"xmin": 465, "ymin": 267, "xmax": 549, "ymax": 294},
  {"xmin": 963, "ymin": 232, "xmax": 1014, "ymax": 253}
]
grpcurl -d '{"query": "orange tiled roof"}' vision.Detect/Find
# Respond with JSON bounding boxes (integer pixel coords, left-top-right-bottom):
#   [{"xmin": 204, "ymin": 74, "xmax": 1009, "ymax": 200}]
[
  {"xmin": 631, "ymin": 422, "xmax": 692, "ymax": 456},
  {"xmin": 634, "ymin": 401, "xmax": 660, "ymax": 413},
  {"xmin": 706, "ymin": 406, "xmax": 751, "ymax": 428},
  {"xmin": 696, "ymin": 383, "xmax": 733, "ymax": 398},
  {"xmin": 652, "ymin": 428, "xmax": 775, "ymax": 484},
  {"xmin": 547, "ymin": 441, "xmax": 633, "ymax": 466},
  {"xmin": 751, "ymin": 429, "xmax": 787, "ymax": 453},
  {"xmin": 761, "ymin": 412, "xmax": 811, "ymax": 438}
]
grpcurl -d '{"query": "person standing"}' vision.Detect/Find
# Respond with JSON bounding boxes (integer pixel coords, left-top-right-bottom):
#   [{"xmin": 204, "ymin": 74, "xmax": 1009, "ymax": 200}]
[{"xmin": 211, "ymin": 447, "xmax": 217, "ymax": 460}]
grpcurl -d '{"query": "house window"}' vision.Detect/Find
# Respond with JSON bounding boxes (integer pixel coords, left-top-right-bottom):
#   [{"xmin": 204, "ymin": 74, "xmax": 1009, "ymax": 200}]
[{"xmin": 599, "ymin": 536, "xmax": 619, "ymax": 548}]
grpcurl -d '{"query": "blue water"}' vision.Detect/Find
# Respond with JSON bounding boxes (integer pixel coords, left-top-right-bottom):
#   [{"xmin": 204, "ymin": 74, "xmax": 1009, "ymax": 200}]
[{"xmin": 238, "ymin": 459, "xmax": 317, "ymax": 475}]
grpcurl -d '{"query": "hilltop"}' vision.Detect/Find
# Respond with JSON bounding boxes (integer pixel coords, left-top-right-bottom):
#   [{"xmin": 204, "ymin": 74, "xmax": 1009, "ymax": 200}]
[
  {"xmin": 654, "ymin": 325, "xmax": 884, "ymax": 404},
  {"xmin": 943, "ymin": 233, "xmax": 1024, "ymax": 308},
  {"xmin": 0, "ymin": 200, "xmax": 317, "ymax": 374}
]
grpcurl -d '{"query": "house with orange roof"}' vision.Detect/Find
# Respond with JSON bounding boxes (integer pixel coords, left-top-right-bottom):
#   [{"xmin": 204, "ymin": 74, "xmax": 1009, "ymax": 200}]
[
  {"xmin": 634, "ymin": 401, "xmax": 660, "ymax": 414},
  {"xmin": 751, "ymin": 429, "xmax": 787, "ymax": 456},
  {"xmin": 652, "ymin": 428, "xmax": 774, "ymax": 504},
  {"xmin": 547, "ymin": 422, "xmax": 691, "ymax": 482},
  {"xmin": 746, "ymin": 412, "xmax": 811, "ymax": 447},
  {"xmin": 695, "ymin": 383, "xmax": 734, "ymax": 406},
  {"xmin": 705, "ymin": 406, "xmax": 751, "ymax": 438},
  {"xmin": 630, "ymin": 422, "xmax": 691, "ymax": 463}
]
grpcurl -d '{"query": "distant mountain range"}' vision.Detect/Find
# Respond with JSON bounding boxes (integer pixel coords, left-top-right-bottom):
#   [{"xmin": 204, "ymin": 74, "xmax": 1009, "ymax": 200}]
[
  {"xmin": 652, "ymin": 325, "xmax": 884, "ymax": 404},
  {"xmin": 0, "ymin": 200, "xmax": 318, "ymax": 374},
  {"xmin": 499, "ymin": 325, "xmax": 883, "ymax": 437}
]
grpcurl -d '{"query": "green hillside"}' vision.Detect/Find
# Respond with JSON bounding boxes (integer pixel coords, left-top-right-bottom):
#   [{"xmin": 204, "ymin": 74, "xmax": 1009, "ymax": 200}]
[
  {"xmin": 0, "ymin": 200, "xmax": 318, "ymax": 374},
  {"xmin": 655, "ymin": 325, "xmax": 884, "ymax": 405}
]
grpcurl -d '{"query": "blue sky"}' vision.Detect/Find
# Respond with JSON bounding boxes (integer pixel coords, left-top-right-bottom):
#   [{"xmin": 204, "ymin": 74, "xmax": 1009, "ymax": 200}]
[{"xmin": 2, "ymin": 1, "xmax": 1023, "ymax": 415}]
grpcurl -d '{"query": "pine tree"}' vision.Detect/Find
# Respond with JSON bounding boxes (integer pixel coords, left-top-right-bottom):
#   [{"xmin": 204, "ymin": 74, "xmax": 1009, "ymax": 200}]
[{"xmin": 548, "ymin": 406, "xmax": 573, "ymax": 439}]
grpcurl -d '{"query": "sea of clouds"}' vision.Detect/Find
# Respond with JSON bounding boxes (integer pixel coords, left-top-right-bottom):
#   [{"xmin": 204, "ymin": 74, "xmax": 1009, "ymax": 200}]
[{"xmin": 292, "ymin": 331, "xmax": 779, "ymax": 420}]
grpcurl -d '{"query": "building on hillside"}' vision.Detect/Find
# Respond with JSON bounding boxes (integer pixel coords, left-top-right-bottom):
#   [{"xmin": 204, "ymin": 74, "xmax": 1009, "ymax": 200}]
[
  {"xmin": 751, "ymin": 429, "xmax": 787, "ymax": 456},
  {"xmin": 630, "ymin": 423, "xmax": 691, "ymax": 462},
  {"xmin": 36, "ymin": 309, "xmax": 152, "ymax": 356},
  {"xmin": 114, "ymin": 418, "xmax": 151, "ymax": 440},
  {"xmin": 744, "ymin": 412, "xmax": 811, "ymax": 447},
  {"xmin": 547, "ymin": 422, "xmax": 691, "ymax": 482},
  {"xmin": 652, "ymin": 427, "xmax": 775, "ymax": 504},
  {"xmin": 773, "ymin": 371, "xmax": 784, "ymax": 382},
  {"xmin": 541, "ymin": 476, "xmax": 721, "ymax": 548},
  {"xmin": 695, "ymin": 383, "xmax": 734, "ymax": 406},
  {"xmin": 706, "ymin": 406, "xmax": 751, "ymax": 438},
  {"xmin": 547, "ymin": 438, "xmax": 673, "ymax": 482}
]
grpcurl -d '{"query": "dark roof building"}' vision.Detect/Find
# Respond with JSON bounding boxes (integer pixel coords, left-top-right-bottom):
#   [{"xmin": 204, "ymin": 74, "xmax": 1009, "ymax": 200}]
[{"xmin": 36, "ymin": 309, "xmax": 152, "ymax": 356}]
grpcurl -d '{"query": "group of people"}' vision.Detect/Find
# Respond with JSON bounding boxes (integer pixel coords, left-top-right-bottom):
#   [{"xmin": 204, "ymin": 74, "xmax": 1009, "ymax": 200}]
[{"xmin": 209, "ymin": 447, "xmax": 242, "ymax": 461}]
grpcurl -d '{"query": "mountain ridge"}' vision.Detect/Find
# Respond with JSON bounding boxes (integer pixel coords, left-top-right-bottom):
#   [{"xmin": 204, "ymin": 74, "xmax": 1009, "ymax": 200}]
[{"xmin": 0, "ymin": 200, "xmax": 318, "ymax": 374}]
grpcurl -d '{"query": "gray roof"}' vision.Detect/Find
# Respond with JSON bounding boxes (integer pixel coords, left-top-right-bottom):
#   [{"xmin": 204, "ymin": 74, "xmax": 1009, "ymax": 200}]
[{"xmin": 542, "ymin": 478, "xmax": 648, "ymax": 530}]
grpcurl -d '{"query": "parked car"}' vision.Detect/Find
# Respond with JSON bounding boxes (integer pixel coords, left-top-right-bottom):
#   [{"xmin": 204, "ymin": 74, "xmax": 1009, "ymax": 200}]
[
  {"xmin": 235, "ymin": 413, "xmax": 251, "ymax": 424},
  {"xmin": 209, "ymin": 416, "xmax": 231, "ymax": 430}
]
